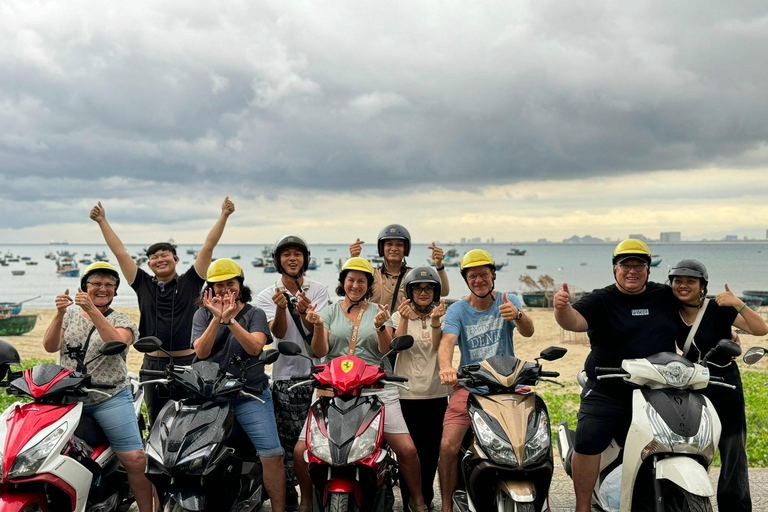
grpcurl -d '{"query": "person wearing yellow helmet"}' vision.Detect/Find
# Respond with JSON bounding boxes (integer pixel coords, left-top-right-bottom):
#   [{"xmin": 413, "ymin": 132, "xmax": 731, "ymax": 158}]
[
  {"xmin": 553, "ymin": 239, "xmax": 680, "ymax": 512},
  {"xmin": 191, "ymin": 259, "xmax": 287, "ymax": 512},
  {"xmin": 348, "ymin": 225, "xmax": 451, "ymax": 313},
  {"xmin": 435, "ymin": 249, "xmax": 535, "ymax": 512},
  {"xmin": 293, "ymin": 257, "xmax": 430, "ymax": 512},
  {"xmin": 43, "ymin": 264, "xmax": 154, "ymax": 512},
  {"xmin": 90, "ymin": 197, "xmax": 236, "ymax": 425},
  {"xmin": 255, "ymin": 235, "xmax": 331, "ymax": 511}
]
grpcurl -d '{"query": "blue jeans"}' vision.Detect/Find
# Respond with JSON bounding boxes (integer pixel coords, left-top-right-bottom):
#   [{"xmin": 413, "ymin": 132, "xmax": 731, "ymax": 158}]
[
  {"xmin": 82, "ymin": 385, "xmax": 143, "ymax": 452},
  {"xmin": 233, "ymin": 388, "xmax": 284, "ymax": 458}
]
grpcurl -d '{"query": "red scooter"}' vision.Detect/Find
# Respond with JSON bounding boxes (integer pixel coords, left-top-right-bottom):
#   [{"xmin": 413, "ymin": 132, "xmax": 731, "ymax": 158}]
[
  {"xmin": 0, "ymin": 338, "xmax": 143, "ymax": 512},
  {"xmin": 278, "ymin": 336, "xmax": 414, "ymax": 512}
]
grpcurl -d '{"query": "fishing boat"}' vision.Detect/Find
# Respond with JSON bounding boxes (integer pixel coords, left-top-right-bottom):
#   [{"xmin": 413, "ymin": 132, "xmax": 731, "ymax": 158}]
[
  {"xmin": 0, "ymin": 297, "xmax": 39, "ymax": 316},
  {"xmin": 494, "ymin": 262, "xmax": 507, "ymax": 270},
  {"xmin": 307, "ymin": 258, "xmax": 319, "ymax": 271},
  {"xmin": 650, "ymin": 255, "xmax": 662, "ymax": 267},
  {"xmin": 57, "ymin": 259, "xmax": 79, "ymax": 277},
  {"xmin": 186, "ymin": 247, "xmax": 199, "ymax": 255},
  {"xmin": 20, "ymin": 256, "xmax": 31, "ymax": 261},
  {"xmin": 11, "ymin": 270, "xmax": 25, "ymax": 276},
  {"xmin": 263, "ymin": 265, "xmax": 278, "ymax": 273},
  {"xmin": 94, "ymin": 252, "xmax": 109, "ymax": 262},
  {"xmin": 324, "ymin": 258, "xmax": 333, "ymax": 264},
  {"xmin": 526, "ymin": 265, "xmax": 538, "ymax": 269},
  {"xmin": 507, "ymin": 248, "xmax": 527, "ymax": 256},
  {"xmin": 0, "ymin": 314, "xmax": 38, "ymax": 336},
  {"xmin": 25, "ymin": 261, "xmax": 38, "ymax": 266},
  {"xmin": 743, "ymin": 290, "xmax": 768, "ymax": 306},
  {"xmin": 231, "ymin": 254, "xmax": 241, "ymax": 260},
  {"xmin": 252, "ymin": 257, "xmax": 265, "ymax": 268}
]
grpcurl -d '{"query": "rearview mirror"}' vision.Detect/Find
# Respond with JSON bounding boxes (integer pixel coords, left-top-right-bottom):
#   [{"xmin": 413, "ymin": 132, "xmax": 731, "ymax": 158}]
[
  {"xmin": 277, "ymin": 342, "xmax": 303, "ymax": 356},
  {"xmin": 715, "ymin": 339, "xmax": 742, "ymax": 359},
  {"xmin": 258, "ymin": 349, "xmax": 280, "ymax": 365},
  {"xmin": 390, "ymin": 335, "xmax": 414, "ymax": 352},
  {"xmin": 539, "ymin": 346, "xmax": 567, "ymax": 362},
  {"xmin": 743, "ymin": 346, "xmax": 766, "ymax": 365},
  {"xmin": 132, "ymin": 337, "xmax": 164, "ymax": 354},
  {"xmin": 99, "ymin": 341, "xmax": 127, "ymax": 356}
]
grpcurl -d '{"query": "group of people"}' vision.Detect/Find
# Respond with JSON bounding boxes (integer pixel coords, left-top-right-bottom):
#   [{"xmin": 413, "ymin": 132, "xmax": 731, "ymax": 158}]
[{"xmin": 40, "ymin": 197, "xmax": 767, "ymax": 512}]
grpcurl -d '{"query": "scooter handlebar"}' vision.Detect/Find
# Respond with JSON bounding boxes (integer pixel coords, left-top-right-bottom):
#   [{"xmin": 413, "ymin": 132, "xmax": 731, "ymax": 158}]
[
  {"xmin": 595, "ymin": 367, "xmax": 625, "ymax": 375},
  {"xmin": 290, "ymin": 374, "xmax": 313, "ymax": 381},
  {"xmin": 383, "ymin": 376, "xmax": 409, "ymax": 383},
  {"xmin": 539, "ymin": 371, "xmax": 560, "ymax": 378},
  {"xmin": 139, "ymin": 369, "xmax": 166, "ymax": 378},
  {"xmin": 89, "ymin": 381, "xmax": 115, "ymax": 389}
]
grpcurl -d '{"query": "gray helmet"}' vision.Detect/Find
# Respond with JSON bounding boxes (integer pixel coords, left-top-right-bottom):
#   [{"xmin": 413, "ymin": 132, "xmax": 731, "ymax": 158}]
[
  {"xmin": 669, "ymin": 259, "xmax": 709, "ymax": 293},
  {"xmin": 0, "ymin": 338, "xmax": 20, "ymax": 381},
  {"xmin": 272, "ymin": 235, "xmax": 310, "ymax": 275},
  {"xmin": 404, "ymin": 266, "xmax": 441, "ymax": 302},
  {"xmin": 378, "ymin": 224, "xmax": 411, "ymax": 257}
]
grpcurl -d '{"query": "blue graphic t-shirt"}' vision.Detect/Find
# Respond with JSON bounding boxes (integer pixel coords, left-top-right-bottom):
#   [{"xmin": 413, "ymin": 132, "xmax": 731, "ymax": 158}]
[{"xmin": 443, "ymin": 292, "xmax": 523, "ymax": 367}]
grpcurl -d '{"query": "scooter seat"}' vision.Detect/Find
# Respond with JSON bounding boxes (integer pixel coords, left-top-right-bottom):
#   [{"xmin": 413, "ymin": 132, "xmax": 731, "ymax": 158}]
[{"xmin": 74, "ymin": 413, "xmax": 109, "ymax": 451}]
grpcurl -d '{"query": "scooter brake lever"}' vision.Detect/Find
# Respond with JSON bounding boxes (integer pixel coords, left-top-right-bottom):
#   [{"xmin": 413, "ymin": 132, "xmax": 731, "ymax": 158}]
[
  {"xmin": 538, "ymin": 378, "xmax": 565, "ymax": 388},
  {"xmin": 240, "ymin": 391, "xmax": 265, "ymax": 403}
]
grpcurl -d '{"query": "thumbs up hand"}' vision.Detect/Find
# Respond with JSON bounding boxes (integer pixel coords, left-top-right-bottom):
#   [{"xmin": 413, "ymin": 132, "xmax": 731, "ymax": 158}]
[
  {"xmin": 55, "ymin": 289, "xmax": 73, "ymax": 314},
  {"xmin": 554, "ymin": 283, "xmax": 571, "ymax": 310},
  {"xmin": 716, "ymin": 283, "xmax": 743, "ymax": 310},
  {"xmin": 499, "ymin": 293, "xmax": 521, "ymax": 322}
]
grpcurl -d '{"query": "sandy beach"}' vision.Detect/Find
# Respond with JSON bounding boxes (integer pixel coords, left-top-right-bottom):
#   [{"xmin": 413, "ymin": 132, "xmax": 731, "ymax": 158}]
[{"xmin": 5, "ymin": 307, "xmax": 767, "ymax": 380}]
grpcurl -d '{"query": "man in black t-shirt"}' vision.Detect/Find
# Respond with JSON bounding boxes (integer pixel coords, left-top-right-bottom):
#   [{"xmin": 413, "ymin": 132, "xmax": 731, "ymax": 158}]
[
  {"xmin": 554, "ymin": 239, "xmax": 679, "ymax": 512},
  {"xmin": 90, "ymin": 197, "xmax": 235, "ymax": 424}
]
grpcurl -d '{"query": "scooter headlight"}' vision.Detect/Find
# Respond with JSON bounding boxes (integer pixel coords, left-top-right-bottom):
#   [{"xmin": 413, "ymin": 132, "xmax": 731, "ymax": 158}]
[
  {"xmin": 642, "ymin": 404, "xmax": 715, "ymax": 463},
  {"xmin": 177, "ymin": 446, "xmax": 213, "ymax": 472},
  {"xmin": 8, "ymin": 423, "xmax": 68, "ymax": 479},
  {"xmin": 653, "ymin": 362, "xmax": 694, "ymax": 388},
  {"xmin": 524, "ymin": 411, "xmax": 550, "ymax": 465},
  {"xmin": 347, "ymin": 414, "xmax": 381, "ymax": 463},
  {"xmin": 308, "ymin": 413, "xmax": 332, "ymax": 464},
  {"xmin": 471, "ymin": 411, "xmax": 517, "ymax": 468}
]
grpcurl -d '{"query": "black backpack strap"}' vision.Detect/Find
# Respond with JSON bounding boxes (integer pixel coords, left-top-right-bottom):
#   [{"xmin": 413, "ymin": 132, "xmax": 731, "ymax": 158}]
[
  {"xmin": 285, "ymin": 292, "xmax": 315, "ymax": 357},
  {"xmin": 389, "ymin": 271, "xmax": 406, "ymax": 312}
]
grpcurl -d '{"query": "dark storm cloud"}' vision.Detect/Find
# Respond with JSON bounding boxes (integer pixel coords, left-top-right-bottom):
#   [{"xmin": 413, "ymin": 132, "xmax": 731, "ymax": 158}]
[{"xmin": 2, "ymin": 1, "xmax": 768, "ymax": 229}]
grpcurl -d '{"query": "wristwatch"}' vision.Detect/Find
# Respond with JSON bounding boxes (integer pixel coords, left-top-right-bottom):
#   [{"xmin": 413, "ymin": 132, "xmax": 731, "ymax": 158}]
[
  {"xmin": 225, "ymin": 318, "xmax": 235, "ymax": 325},
  {"xmin": 378, "ymin": 324, "xmax": 386, "ymax": 332},
  {"xmin": 515, "ymin": 309, "xmax": 523, "ymax": 321}
]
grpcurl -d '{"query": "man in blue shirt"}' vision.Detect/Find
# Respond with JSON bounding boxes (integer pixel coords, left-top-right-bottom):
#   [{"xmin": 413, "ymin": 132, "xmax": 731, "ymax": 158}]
[{"xmin": 436, "ymin": 249, "xmax": 535, "ymax": 512}]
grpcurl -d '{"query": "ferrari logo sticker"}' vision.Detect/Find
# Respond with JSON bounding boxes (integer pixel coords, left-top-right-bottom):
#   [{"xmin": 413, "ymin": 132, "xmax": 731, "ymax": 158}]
[{"xmin": 341, "ymin": 360, "xmax": 354, "ymax": 373}]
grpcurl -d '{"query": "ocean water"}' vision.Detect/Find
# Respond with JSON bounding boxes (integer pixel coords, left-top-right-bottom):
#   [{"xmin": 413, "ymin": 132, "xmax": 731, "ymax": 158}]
[{"xmin": 1, "ymin": 242, "xmax": 767, "ymax": 310}]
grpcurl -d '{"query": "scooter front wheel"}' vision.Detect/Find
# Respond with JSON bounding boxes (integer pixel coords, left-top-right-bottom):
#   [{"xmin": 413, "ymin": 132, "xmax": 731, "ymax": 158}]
[
  {"xmin": 663, "ymin": 483, "xmax": 713, "ymax": 512},
  {"xmin": 328, "ymin": 492, "xmax": 352, "ymax": 512}
]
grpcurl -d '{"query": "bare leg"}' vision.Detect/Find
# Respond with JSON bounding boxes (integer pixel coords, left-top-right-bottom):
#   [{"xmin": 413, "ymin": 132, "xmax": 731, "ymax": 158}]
[
  {"xmin": 115, "ymin": 450, "xmax": 154, "ymax": 512},
  {"xmin": 293, "ymin": 441, "xmax": 313, "ymax": 510},
  {"xmin": 572, "ymin": 451, "xmax": 600, "ymax": 512},
  {"xmin": 261, "ymin": 455, "xmax": 287, "ymax": 512},
  {"xmin": 385, "ymin": 433, "xmax": 425, "ymax": 510},
  {"xmin": 437, "ymin": 423, "xmax": 469, "ymax": 512}
]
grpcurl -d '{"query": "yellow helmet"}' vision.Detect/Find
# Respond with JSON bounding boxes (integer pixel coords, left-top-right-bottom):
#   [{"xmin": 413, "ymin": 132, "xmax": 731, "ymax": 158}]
[
  {"xmin": 460, "ymin": 249, "xmax": 495, "ymax": 271},
  {"xmin": 206, "ymin": 258, "xmax": 244, "ymax": 283},
  {"xmin": 340, "ymin": 257, "xmax": 375, "ymax": 276},
  {"xmin": 81, "ymin": 262, "xmax": 121, "ymax": 291},
  {"xmin": 612, "ymin": 239, "xmax": 652, "ymax": 265}
]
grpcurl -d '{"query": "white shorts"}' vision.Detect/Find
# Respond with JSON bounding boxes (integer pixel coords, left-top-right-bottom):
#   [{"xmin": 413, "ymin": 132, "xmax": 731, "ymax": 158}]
[{"xmin": 298, "ymin": 386, "xmax": 409, "ymax": 441}]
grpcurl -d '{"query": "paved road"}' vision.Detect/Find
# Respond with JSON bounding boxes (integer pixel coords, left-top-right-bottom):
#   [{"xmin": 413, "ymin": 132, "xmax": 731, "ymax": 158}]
[{"xmin": 250, "ymin": 465, "xmax": 768, "ymax": 512}]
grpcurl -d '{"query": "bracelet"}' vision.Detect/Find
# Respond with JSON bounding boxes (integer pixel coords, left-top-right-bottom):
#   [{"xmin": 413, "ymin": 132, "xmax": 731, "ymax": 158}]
[
  {"xmin": 299, "ymin": 310, "xmax": 307, "ymax": 316},
  {"xmin": 436, "ymin": 266, "xmax": 444, "ymax": 271},
  {"xmin": 431, "ymin": 324, "xmax": 441, "ymax": 329},
  {"xmin": 738, "ymin": 303, "xmax": 747, "ymax": 314}
]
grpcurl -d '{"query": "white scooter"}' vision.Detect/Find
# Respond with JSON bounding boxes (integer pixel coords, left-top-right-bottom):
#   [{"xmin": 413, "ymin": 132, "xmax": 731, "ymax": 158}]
[{"xmin": 557, "ymin": 339, "xmax": 741, "ymax": 512}]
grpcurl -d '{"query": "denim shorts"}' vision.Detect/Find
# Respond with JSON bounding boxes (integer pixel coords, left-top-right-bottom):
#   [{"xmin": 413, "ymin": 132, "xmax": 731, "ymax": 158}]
[
  {"xmin": 82, "ymin": 385, "xmax": 144, "ymax": 452},
  {"xmin": 233, "ymin": 388, "xmax": 284, "ymax": 458}
]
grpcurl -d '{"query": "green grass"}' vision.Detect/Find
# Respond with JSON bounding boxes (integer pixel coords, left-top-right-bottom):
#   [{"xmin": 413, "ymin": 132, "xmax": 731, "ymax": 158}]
[{"xmin": 539, "ymin": 370, "xmax": 768, "ymax": 468}]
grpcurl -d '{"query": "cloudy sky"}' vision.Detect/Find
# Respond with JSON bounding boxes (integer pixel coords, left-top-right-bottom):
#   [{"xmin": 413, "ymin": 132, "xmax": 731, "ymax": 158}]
[{"xmin": 2, "ymin": 1, "xmax": 767, "ymax": 245}]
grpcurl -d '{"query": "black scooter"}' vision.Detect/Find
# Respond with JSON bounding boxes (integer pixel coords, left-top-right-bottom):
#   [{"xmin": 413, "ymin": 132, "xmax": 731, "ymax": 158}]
[{"xmin": 133, "ymin": 336, "xmax": 280, "ymax": 512}]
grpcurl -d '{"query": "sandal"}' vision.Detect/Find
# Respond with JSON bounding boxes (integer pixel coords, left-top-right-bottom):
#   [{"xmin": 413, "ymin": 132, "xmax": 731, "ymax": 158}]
[
  {"xmin": 409, "ymin": 502, "xmax": 429, "ymax": 512},
  {"xmin": 296, "ymin": 506, "xmax": 312, "ymax": 512}
]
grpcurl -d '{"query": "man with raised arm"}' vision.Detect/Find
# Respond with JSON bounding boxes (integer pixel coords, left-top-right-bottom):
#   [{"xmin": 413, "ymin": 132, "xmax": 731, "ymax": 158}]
[
  {"xmin": 436, "ymin": 249, "xmax": 534, "ymax": 512},
  {"xmin": 90, "ymin": 197, "xmax": 235, "ymax": 424},
  {"xmin": 554, "ymin": 239, "xmax": 679, "ymax": 512}
]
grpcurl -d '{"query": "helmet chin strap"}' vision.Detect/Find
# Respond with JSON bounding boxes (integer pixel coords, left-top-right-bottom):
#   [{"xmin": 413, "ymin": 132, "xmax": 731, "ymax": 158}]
[
  {"xmin": 467, "ymin": 279, "xmax": 495, "ymax": 299},
  {"xmin": 345, "ymin": 296, "xmax": 365, "ymax": 314},
  {"xmin": 682, "ymin": 291, "xmax": 706, "ymax": 309},
  {"xmin": 613, "ymin": 270, "xmax": 649, "ymax": 295}
]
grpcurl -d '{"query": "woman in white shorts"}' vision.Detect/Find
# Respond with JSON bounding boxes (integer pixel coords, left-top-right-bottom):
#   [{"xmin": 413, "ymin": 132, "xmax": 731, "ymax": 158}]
[{"xmin": 293, "ymin": 257, "xmax": 428, "ymax": 512}]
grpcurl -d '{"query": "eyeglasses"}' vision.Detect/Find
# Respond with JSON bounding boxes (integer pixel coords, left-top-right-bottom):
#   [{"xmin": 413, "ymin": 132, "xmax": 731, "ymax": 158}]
[
  {"xmin": 87, "ymin": 282, "xmax": 116, "ymax": 290},
  {"xmin": 618, "ymin": 264, "xmax": 648, "ymax": 273},
  {"xmin": 413, "ymin": 285, "xmax": 435, "ymax": 295},
  {"xmin": 466, "ymin": 272, "xmax": 492, "ymax": 282}
]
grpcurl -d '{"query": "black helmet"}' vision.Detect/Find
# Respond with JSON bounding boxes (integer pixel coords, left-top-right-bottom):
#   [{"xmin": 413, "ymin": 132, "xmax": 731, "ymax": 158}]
[
  {"xmin": 404, "ymin": 266, "xmax": 441, "ymax": 302},
  {"xmin": 377, "ymin": 224, "xmax": 411, "ymax": 257},
  {"xmin": 669, "ymin": 259, "xmax": 709, "ymax": 293},
  {"xmin": 0, "ymin": 338, "xmax": 21, "ymax": 381},
  {"xmin": 272, "ymin": 235, "xmax": 310, "ymax": 275}
]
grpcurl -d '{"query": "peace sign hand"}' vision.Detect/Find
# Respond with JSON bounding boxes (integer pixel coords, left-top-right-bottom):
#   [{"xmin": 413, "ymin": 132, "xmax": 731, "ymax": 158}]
[{"xmin": 374, "ymin": 304, "xmax": 390, "ymax": 329}]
